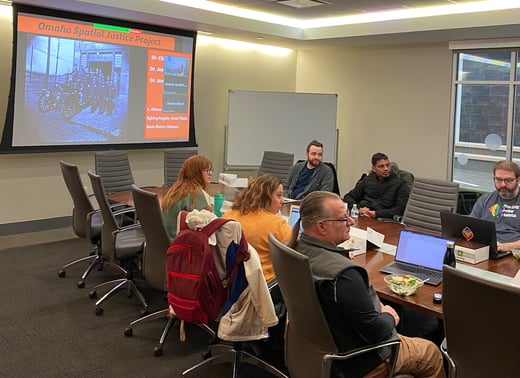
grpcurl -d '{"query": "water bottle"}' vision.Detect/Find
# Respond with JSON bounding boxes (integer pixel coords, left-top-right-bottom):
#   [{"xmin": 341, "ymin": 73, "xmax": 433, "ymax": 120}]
[
  {"xmin": 351, "ymin": 204, "xmax": 359, "ymax": 218},
  {"xmin": 443, "ymin": 241, "xmax": 456, "ymax": 267}
]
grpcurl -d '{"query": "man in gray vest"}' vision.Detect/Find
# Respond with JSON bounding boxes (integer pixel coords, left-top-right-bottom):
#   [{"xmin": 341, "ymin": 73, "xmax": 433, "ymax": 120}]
[
  {"xmin": 288, "ymin": 191, "xmax": 445, "ymax": 378},
  {"xmin": 284, "ymin": 140, "xmax": 334, "ymax": 199}
]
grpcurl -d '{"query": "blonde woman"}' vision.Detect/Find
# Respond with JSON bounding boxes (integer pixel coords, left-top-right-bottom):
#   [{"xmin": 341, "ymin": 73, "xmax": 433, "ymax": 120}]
[{"xmin": 162, "ymin": 155, "xmax": 213, "ymax": 238}]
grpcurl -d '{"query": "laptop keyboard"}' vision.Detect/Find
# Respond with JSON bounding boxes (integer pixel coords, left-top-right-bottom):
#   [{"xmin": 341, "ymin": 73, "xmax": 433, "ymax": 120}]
[{"xmin": 393, "ymin": 262, "xmax": 442, "ymax": 280}]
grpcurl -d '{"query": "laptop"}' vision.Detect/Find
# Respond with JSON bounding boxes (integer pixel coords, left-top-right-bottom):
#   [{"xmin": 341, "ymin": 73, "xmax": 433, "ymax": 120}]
[
  {"xmin": 380, "ymin": 229, "xmax": 454, "ymax": 286},
  {"xmin": 440, "ymin": 212, "xmax": 510, "ymax": 260}
]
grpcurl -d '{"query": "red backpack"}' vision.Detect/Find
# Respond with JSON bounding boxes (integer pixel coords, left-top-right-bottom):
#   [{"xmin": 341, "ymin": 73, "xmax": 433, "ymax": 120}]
[{"xmin": 166, "ymin": 212, "xmax": 245, "ymax": 324}]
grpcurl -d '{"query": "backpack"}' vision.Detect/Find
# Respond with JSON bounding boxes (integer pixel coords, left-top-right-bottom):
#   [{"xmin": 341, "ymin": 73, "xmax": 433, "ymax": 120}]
[{"xmin": 166, "ymin": 212, "xmax": 248, "ymax": 324}]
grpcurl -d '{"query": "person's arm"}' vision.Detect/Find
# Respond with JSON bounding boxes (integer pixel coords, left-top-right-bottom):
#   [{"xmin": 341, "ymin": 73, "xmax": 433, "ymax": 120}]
[
  {"xmin": 283, "ymin": 164, "xmax": 298, "ymax": 198},
  {"xmin": 469, "ymin": 196, "xmax": 485, "ymax": 218},
  {"xmin": 343, "ymin": 181, "xmax": 365, "ymax": 209},
  {"xmin": 374, "ymin": 181, "xmax": 410, "ymax": 219},
  {"xmin": 335, "ymin": 269, "xmax": 396, "ymax": 344},
  {"xmin": 318, "ymin": 164, "xmax": 334, "ymax": 192}
]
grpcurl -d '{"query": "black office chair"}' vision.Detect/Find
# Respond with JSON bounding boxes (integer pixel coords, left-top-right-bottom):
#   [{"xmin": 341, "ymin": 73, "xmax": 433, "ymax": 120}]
[
  {"xmin": 58, "ymin": 160, "xmax": 102, "ymax": 288},
  {"xmin": 87, "ymin": 170, "xmax": 147, "ymax": 316}
]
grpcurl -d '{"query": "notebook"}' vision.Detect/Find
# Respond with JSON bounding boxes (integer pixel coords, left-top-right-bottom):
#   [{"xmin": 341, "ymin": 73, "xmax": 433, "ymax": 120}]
[
  {"xmin": 440, "ymin": 212, "xmax": 510, "ymax": 260},
  {"xmin": 380, "ymin": 229, "xmax": 454, "ymax": 286}
]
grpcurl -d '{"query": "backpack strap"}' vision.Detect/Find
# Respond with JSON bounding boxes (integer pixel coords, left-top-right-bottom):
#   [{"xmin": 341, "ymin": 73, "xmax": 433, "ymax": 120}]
[
  {"xmin": 178, "ymin": 210, "xmax": 189, "ymax": 232},
  {"xmin": 200, "ymin": 218, "xmax": 232, "ymax": 237}
]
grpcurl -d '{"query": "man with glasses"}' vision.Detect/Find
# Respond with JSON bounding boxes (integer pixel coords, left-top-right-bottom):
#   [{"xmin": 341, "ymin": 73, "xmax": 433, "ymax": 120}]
[
  {"xmin": 470, "ymin": 160, "xmax": 520, "ymax": 252},
  {"xmin": 284, "ymin": 140, "xmax": 334, "ymax": 200},
  {"xmin": 287, "ymin": 191, "xmax": 445, "ymax": 378}
]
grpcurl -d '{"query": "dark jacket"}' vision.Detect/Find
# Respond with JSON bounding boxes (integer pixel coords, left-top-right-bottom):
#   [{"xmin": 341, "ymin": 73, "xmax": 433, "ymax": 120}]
[
  {"xmin": 343, "ymin": 172, "xmax": 410, "ymax": 218},
  {"xmin": 295, "ymin": 234, "xmax": 396, "ymax": 378}
]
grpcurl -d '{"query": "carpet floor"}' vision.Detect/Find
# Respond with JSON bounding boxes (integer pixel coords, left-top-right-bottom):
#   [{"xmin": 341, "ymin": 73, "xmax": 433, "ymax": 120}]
[{"xmin": 0, "ymin": 237, "xmax": 285, "ymax": 377}]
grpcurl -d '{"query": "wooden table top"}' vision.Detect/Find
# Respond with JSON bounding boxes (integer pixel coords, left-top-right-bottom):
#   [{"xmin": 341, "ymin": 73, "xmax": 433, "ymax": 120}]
[
  {"xmin": 351, "ymin": 216, "xmax": 520, "ymax": 319},
  {"xmin": 108, "ymin": 187, "xmax": 520, "ymax": 319}
]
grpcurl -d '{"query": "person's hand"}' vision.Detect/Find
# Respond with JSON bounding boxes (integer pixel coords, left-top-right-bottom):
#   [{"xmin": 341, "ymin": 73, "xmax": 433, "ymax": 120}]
[
  {"xmin": 497, "ymin": 241, "xmax": 515, "ymax": 252},
  {"xmin": 381, "ymin": 304, "xmax": 400, "ymax": 325},
  {"xmin": 359, "ymin": 207, "xmax": 375, "ymax": 218}
]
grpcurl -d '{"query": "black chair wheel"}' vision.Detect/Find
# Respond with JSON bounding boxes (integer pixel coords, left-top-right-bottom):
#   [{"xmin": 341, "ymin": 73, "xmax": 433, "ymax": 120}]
[
  {"xmin": 153, "ymin": 345, "xmax": 163, "ymax": 357},
  {"xmin": 97, "ymin": 263, "xmax": 103, "ymax": 271},
  {"xmin": 126, "ymin": 291, "xmax": 133, "ymax": 298},
  {"xmin": 95, "ymin": 307, "xmax": 104, "ymax": 316},
  {"xmin": 124, "ymin": 327, "xmax": 133, "ymax": 337},
  {"xmin": 140, "ymin": 308, "xmax": 148, "ymax": 317},
  {"xmin": 89, "ymin": 290, "xmax": 97, "ymax": 299},
  {"xmin": 58, "ymin": 270, "xmax": 66, "ymax": 278},
  {"xmin": 77, "ymin": 280, "xmax": 85, "ymax": 289}
]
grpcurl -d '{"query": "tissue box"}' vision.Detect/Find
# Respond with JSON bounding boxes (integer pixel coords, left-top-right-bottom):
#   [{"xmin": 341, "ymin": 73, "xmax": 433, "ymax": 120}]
[
  {"xmin": 219, "ymin": 173, "xmax": 248, "ymax": 188},
  {"xmin": 454, "ymin": 241, "xmax": 489, "ymax": 264}
]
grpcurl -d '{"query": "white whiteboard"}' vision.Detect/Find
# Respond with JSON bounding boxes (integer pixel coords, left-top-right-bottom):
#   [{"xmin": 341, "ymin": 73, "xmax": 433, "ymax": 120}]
[{"xmin": 225, "ymin": 90, "xmax": 338, "ymax": 168}]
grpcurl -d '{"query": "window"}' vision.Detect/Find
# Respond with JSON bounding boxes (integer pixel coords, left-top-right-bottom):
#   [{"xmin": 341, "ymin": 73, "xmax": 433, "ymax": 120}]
[{"xmin": 450, "ymin": 48, "xmax": 520, "ymax": 192}]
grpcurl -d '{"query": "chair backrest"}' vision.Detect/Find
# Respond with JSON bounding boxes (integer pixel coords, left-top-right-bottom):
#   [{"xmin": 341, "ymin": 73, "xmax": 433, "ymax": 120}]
[
  {"xmin": 163, "ymin": 148, "xmax": 198, "ymax": 186},
  {"xmin": 442, "ymin": 265, "xmax": 520, "ymax": 378},
  {"xmin": 258, "ymin": 151, "xmax": 294, "ymax": 183},
  {"xmin": 95, "ymin": 150, "xmax": 135, "ymax": 193},
  {"xmin": 88, "ymin": 170, "xmax": 120, "ymax": 260},
  {"xmin": 389, "ymin": 161, "xmax": 414, "ymax": 189},
  {"xmin": 131, "ymin": 185, "xmax": 170, "ymax": 290},
  {"xmin": 60, "ymin": 160, "xmax": 95, "ymax": 239},
  {"xmin": 323, "ymin": 162, "xmax": 340, "ymax": 196},
  {"xmin": 402, "ymin": 177, "xmax": 459, "ymax": 233},
  {"xmin": 269, "ymin": 234, "xmax": 338, "ymax": 378}
]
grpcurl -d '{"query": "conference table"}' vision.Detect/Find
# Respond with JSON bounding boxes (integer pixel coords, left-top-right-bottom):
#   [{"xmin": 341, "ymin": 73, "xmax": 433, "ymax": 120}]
[{"xmin": 107, "ymin": 185, "xmax": 520, "ymax": 320}]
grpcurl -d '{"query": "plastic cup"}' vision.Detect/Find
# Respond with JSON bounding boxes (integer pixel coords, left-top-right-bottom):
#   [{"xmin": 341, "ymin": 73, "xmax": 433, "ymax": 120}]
[{"xmin": 213, "ymin": 193, "xmax": 225, "ymax": 217}]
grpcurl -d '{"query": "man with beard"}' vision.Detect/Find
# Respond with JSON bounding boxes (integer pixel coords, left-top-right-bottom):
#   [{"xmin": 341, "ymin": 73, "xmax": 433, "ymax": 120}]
[
  {"xmin": 470, "ymin": 160, "xmax": 520, "ymax": 252},
  {"xmin": 284, "ymin": 140, "xmax": 334, "ymax": 200}
]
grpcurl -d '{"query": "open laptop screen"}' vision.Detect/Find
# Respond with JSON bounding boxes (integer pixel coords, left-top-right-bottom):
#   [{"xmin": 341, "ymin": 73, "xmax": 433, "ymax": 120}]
[{"xmin": 395, "ymin": 229, "xmax": 453, "ymax": 271}]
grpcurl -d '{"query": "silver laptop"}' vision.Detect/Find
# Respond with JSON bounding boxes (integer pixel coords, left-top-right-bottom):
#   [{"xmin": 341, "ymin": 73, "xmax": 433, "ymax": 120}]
[{"xmin": 380, "ymin": 229, "xmax": 454, "ymax": 286}]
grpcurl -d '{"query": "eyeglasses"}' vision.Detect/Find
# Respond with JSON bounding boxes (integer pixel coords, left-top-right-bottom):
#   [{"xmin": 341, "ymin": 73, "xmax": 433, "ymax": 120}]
[
  {"xmin": 203, "ymin": 167, "xmax": 213, "ymax": 174},
  {"xmin": 493, "ymin": 177, "xmax": 517, "ymax": 184},
  {"xmin": 322, "ymin": 217, "xmax": 351, "ymax": 223}
]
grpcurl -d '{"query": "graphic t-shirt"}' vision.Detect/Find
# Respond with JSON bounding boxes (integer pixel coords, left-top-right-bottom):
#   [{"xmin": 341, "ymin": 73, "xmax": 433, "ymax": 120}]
[{"xmin": 470, "ymin": 190, "xmax": 520, "ymax": 243}]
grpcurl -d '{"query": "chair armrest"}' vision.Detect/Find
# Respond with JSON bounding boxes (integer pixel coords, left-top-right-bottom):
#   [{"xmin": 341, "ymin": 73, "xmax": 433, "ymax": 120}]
[
  {"xmin": 267, "ymin": 278, "xmax": 278, "ymax": 292},
  {"xmin": 112, "ymin": 206, "xmax": 138, "ymax": 226},
  {"xmin": 321, "ymin": 337, "xmax": 401, "ymax": 378},
  {"xmin": 440, "ymin": 338, "xmax": 456, "ymax": 378},
  {"xmin": 112, "ymin": 222, "xmax": 142, "ymax": 236}
]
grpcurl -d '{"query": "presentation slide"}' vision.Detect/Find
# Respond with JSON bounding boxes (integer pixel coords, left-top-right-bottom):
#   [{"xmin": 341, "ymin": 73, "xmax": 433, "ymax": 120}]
[{"xmin": 10, "ymin": 9, "xmax": 195, "ymax": 148}]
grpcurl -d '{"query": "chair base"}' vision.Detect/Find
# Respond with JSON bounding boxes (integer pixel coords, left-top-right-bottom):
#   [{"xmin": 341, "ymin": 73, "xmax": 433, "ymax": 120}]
[
  {"xmin": 90, "ymin": 275, "xmax": 147, "ymax": 315},
  {"xmin": 58, "ymin": 246, "xmax": 100, "ymax": 288},
  {"xmin": 124, "ymin": 309, "xmax": 217, "ymax": 357},
  {"xmin": 182, "ymin": 342, "xmax": 288, "ymax": 378}
]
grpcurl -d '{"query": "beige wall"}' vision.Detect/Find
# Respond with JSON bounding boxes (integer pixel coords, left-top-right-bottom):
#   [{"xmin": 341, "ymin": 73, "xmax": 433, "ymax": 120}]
[
  {"xmin": 0, "ymin": 8, "xmax": 454, "ymax": 224},
  {"xmin": 295, "ymin": 44, "xmax": 453, "ymax": 194}
]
